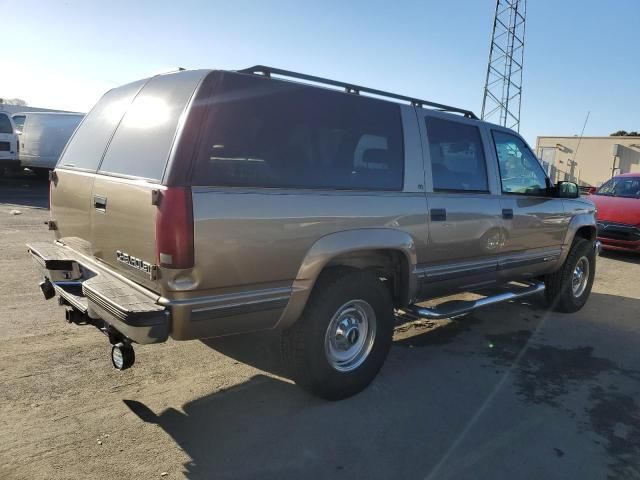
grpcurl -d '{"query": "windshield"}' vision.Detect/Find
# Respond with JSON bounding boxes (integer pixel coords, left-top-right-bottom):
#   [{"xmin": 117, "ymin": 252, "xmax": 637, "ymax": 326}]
[{"xmin": 596, "ymin": 176, "xmax": 640, "ymax": 198}]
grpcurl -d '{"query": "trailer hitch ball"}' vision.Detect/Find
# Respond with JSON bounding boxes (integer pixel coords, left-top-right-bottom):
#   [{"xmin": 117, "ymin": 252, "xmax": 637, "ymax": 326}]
[{"xmin": 111, "ymin": 342, "xmax": 135, "ymax": 370}]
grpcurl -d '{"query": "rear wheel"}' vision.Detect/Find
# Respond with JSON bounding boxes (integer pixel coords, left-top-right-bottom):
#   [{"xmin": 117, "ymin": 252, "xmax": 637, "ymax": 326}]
[
  {"xmin": 281, "ymin": 269, "xmax": 394, "ymax": 400},
  {"xmin": 544, "ymin": 238, "xmax": 596, "ymax": 313}
]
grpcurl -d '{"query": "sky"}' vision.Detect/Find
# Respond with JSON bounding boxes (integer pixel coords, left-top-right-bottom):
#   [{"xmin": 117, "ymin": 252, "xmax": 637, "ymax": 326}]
[{"xmin": 2, "ymin": 0, "xmax": 639, "ymax": 146}]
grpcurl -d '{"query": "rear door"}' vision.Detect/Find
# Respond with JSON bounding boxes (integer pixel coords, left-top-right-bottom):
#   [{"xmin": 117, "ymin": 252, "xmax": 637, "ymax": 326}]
[
  {"xmin": 418, "ymin": 113, "xmax": 503, "ymax": 295},
  {"xmin": 489, "ymin": 128, "xmax": 568, "ymax": 278},
  {"xmin": 89, "ymin": 70, "xmax": 208, "ymax": 291},
  {"xmin": 51, "ymin": 78, "xmax": 149, "ymax": 250}
]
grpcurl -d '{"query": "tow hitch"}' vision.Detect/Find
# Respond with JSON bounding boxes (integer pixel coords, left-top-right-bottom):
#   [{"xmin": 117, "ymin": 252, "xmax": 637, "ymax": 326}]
[{"xmin": 60, "ymin": 299, "xmax": 136, "ymax": 370}]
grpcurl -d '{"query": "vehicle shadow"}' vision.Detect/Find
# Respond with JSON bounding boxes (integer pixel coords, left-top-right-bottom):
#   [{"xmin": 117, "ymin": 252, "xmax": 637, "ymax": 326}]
[
  {"xmin": 0, "ymin": 170, "xmax": 49, "ymax": 209},
  {"xmin": 124, "ymin": 292, "xmax": 640, "ymax": 479},
  {"xmin": 599, "ymin": 249, "xmax": 640, "ymax": 265}
]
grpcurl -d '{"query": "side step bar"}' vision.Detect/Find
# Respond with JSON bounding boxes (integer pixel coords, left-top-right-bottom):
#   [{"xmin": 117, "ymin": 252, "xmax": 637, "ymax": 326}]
[{"xmin": 403, "ymin": 282, "xmax": 545, "ymax": 320}]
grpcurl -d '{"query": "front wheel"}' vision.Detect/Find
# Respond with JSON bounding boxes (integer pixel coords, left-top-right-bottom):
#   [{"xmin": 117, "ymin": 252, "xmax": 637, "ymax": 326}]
[
  {"xmin": 544, "ymin": 238, "xmax": 596, "ymax": 313},
  {"xmin": 281, "ymin": 269, "xmax": 394, "ymax": 400}
]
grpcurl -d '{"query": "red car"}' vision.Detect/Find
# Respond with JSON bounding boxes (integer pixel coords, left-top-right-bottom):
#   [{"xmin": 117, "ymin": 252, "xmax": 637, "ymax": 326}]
[{"xmin": 590, "ymin": 173, "xmax": 640, "ymax": 252}]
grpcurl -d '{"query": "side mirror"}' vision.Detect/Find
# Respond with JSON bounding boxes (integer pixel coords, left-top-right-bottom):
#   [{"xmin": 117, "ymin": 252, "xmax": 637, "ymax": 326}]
[{"xmin": 556, "ymin": 181, "xmax": 579, "ymax": 198}]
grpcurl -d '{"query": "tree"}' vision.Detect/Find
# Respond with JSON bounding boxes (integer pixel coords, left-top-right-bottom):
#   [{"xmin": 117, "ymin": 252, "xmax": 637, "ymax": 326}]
[
  {"xmin": 0, "ymin": 97, "xmax": 27, "ymax": 106},
  {"xmin": 610, "ymin": 130, "xmax": 640, "ymax": 136}
]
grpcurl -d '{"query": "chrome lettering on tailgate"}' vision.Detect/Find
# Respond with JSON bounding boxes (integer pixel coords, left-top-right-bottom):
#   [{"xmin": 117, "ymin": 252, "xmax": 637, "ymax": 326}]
[{"xmin": 115, "ymin": 250, "xmax": 158, "ymax": 280}]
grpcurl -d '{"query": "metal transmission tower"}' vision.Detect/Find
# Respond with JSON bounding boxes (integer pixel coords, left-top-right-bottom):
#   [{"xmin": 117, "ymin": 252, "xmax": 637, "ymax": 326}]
[{"xmin": 481, "ymin": 0, "xmax": 527, "ymax": 131}]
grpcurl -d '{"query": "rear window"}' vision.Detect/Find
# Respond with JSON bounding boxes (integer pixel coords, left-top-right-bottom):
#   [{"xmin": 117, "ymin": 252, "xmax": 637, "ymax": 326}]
[
  {"xmin": 0, "ymin": 114, "xmax": 13, "ymax": 134},
  {"xmin": 99, "ymin": 71, "xmax": 206, "ymax": 181},
  {"xmin": 58, "ymin": 79, "xmax": 147, "ymax": 171},
  {"xmin": 192, "ymin": 73, "xmax": 404, "ymax": 190}
]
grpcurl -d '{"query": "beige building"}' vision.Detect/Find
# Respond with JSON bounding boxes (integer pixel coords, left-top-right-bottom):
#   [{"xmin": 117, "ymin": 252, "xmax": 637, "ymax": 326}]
[{"xmin": 535, "ymin": 135, "xmax": 640, "ymax": 187}]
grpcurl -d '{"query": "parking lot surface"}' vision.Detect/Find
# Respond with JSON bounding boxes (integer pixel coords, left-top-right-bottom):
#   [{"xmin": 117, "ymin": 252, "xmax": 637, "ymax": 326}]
[{"xmin": 1, "ymin": 173, "xmax": 639, "ymax": 480}]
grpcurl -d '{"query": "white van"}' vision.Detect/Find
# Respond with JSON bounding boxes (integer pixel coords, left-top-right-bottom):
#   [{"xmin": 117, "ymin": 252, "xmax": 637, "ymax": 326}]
[
  {"xmin": 0, "ymin": 111, "xmax": 19, "ymax": 174},
  {"xmin": 12, "ymin": 112, "xmax": 84, "ymax": 175}
]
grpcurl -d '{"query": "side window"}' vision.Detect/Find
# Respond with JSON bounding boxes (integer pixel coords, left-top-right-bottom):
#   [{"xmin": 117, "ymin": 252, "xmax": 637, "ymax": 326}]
[
  {"xmin": 12, "ymin": 115, "xmax": 26, "ymax": 132},
  {"xmin": 0, "ymin": 114, "xmax": 13, "ymax": 134},
  {"xmin": 425, "ymin": 117, "xmax": 489, "ymax": 192},
  {"xmin": 492, "ymin": 130, "xmax": 548, "ymax": 195},
  {"xmin": 192, "ymin": 73, "xmax": 404, "ymax": 190}
]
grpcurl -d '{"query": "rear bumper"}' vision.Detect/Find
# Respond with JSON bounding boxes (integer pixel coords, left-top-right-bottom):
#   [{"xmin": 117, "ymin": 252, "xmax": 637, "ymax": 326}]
[{"xmin": 27, "ymin": 241, "xmax": 169, "ymax": 344}]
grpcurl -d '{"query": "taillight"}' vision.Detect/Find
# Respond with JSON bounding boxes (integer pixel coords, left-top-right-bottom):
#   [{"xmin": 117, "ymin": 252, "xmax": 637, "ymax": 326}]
[{"xmin": 155, "ymin": 186, "xmax": 194, "ymax": 269}]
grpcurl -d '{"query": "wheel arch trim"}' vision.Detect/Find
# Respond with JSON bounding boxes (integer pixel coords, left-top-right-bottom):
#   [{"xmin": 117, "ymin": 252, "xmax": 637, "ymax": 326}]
[
  {"xmin": 559, "ymin": 213, "xmax": 597, "ymax": 265},
  {"xmin": 276, "ymin": 228, "xmax": 418, "ymax": 328}
]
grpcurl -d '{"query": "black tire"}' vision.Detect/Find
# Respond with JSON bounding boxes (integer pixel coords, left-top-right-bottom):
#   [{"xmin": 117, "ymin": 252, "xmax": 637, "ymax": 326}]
[
  {"xmin": 544, "ymin": 238, "xmax": 596, "ymax": 313},
  {"xmin": 281, "ymin": 268, "xmax": 394, "ymax": 400}
]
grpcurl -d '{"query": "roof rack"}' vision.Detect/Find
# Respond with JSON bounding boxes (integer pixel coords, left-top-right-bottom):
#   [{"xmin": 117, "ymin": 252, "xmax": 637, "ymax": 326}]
[{"xmin": 237, "ymin": 65, "xmax": 478, "ymax": 119}]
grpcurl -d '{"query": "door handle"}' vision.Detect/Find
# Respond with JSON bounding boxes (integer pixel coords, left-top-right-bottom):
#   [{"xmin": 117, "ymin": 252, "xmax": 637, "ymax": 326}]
[
  {"xmin": 502, "ymin": 208, "xmax": 514, "ymax": 219},
  {"xmin": 94, "ymin": 195, "xmax": 107, "ymax": 211},
  {"xmin": 430, "ymin": 208, "xmax": 447, "ymax": 222}
]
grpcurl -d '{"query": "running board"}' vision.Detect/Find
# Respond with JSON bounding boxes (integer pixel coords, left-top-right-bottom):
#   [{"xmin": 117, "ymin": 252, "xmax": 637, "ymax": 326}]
[{"xmin": 403, "ymin": 282, "xmax": 545, "ymax": 320}]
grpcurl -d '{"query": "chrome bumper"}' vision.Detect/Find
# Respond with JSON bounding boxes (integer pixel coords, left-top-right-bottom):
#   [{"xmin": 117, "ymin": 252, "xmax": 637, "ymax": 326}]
[
  {"xmin": 27, "ymin": 241, "xmax": 169, "ymax": 344},
  {"xmin": 595, "ymin": 240, "xmax": 602, "ymax": 255}
]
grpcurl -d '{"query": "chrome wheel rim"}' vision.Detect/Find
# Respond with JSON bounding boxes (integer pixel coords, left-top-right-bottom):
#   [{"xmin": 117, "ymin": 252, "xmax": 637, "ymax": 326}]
[
  {"xmin": 325, "ymin": 299, "xmax": 376, "ymax": 372},
  {"xmin": 572, "ymin": 256, "xmax": 590, "ymax": 298}
]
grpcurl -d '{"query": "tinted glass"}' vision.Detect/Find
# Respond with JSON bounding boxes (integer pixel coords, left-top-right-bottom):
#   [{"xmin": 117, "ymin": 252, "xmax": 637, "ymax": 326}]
[
  {"xmin": 0, "ymin": 114, "xmax": 12, "ymax": 134},
  {"xmin": 597, "ymin": 176, "xmax": 640, "ymax": 197},
  {"xmin": 425, "ymin": 117, "xmax": 489, "ymax": 192},
  {"xmin": 12, "ymin": 115, "xmax": 25, "ymax": 132},
  {"xmin": 99, "ymin": 70, "xmax": 206, "ymax": 181},
  {"xmin": 192, "ymin": 73, "xmax": 404, "ymax": 190},
  {"xmin": 58, "ymin": 79, "xmax": 147, "ymax": 171},
  {"xmin": 493, "ymin": 130, "xmax": 548, "ymax": 195}
]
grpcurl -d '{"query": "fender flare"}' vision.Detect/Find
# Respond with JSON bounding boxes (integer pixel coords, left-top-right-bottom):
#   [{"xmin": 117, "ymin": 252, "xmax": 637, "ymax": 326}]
[
  {"xmin": 559, "ymin": 213, "xmax": 597, "ymax": 265},
  {"xmin": 275, "ymin": 228, "xmax": 418, "ymax": 328}
]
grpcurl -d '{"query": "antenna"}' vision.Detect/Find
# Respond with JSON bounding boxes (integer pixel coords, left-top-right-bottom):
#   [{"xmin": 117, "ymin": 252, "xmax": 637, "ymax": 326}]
[
  {"xmin": 567, "ymin": 111, "xmax": 590, "ymax": 183},
  {"xmin": 481, "ymin": 0, "xmax": 527, "ymax": 131}
]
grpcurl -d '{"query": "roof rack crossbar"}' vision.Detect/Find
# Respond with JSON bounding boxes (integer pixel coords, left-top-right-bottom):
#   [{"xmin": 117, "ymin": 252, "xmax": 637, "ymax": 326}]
[{"xmin": 237, "ymin": 65, "xmax": 478, "ymax": 119}]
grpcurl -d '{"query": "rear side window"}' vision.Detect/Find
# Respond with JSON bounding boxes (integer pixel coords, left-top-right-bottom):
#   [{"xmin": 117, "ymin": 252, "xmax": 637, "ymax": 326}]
[
  {"xmin": 0, "ymin": 114, "xmax": 12, "ymax": 134},
  {"xmin": 425, "ymin": 117, "xmax": 488, "ymax": 192},
  {"xmin": 99, "ymin": 71, "xmax": 205, "ymax": 181},
  {"xmin": 192, "ymin": 73, "xmax": 404, "ymax": 190},
  {"xmin": 58, "ymin": 79, "xmax": 147, "ymax": 171},
  {"xmin": 12, "ymin": 115, "xmax": 25, "ymax": 132}
]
